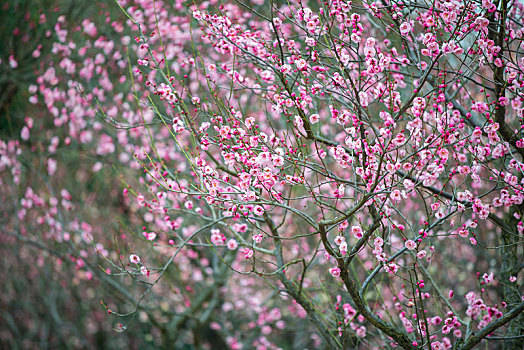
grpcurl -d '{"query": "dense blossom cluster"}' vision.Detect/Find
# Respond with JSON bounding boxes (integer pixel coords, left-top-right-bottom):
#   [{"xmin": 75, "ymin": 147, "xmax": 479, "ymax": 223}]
[{"xmin": 1, "ymin": 0, "xmax": 524, "ymax": 348}]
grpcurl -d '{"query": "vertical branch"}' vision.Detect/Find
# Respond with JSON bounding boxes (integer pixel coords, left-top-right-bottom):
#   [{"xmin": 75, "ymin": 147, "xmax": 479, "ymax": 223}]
[
  {"xmin": 489, "ymin": 0, "xmax": 524, "ymax": 346},
  {"xmin": 500, "ymin": 208, "xmax": 524, "ymax": 349},
  {"xmin": 318, "ymin": 222, "xmax": 418, "ymax": 349}
]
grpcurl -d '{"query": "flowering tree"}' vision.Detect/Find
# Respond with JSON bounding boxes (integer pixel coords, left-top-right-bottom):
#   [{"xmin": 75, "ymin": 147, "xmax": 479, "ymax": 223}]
[{"xmin": 2, "ymin": 0, "xmax": 524, "ymax": 349}]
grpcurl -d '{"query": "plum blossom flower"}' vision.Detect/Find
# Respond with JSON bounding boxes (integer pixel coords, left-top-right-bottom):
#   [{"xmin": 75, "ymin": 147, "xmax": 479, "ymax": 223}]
[
  {"xmin": 219, "ymin": 125, "xmax": 231, "ymax": 138},
  {"xmin": 399, "ymin": 22, "xmax": 412, "ymax": 36},
  {"xmin": 47, "ymin": 158, "xmax": 57, "ymax": 175},
  {"xmin": 384, "ymin": 262, "xmax": 399, "ymax": 273},
  {"xmin": 253, "ymin": 205, "xmax": 264, "ymax": 216},
  {"xmin": 243, "ymin": 248, "xmax": 254, "ymax": 259},
  {"xmin": 352, "ymin": 225, "xmax": 363, "ymax": 239},
  {"xmin": 358, "ymin": 91, "xmax": 369, "ymax": 107},
  {"xmin": 294, "ymin": 115, "xmax": 304, "ymax": 127},
  {"xmin": 403, "ymin": 179, "xmax": 415, "ymax": 190},
  {"xmin": 305, "ymin": 37, "xmax": 316, "ymax": 46},
  {"xmin": 8, "ymin": 55, "xmax": 18, "ymax": 69},
  {"xmin": 280, "ymin": 64, "xmax": 292, "ymax": 74},
  {"xmin": 129, "ymin": 254, "xmax": 141, "ymax": 264},
  {"xmin": 192, "ymin": 10, "xmax": 202, "ymax": 20},
  {"xmin": 20, "ymin": 126, "xmax": 30, "ymax": 141},
  {"xmin": 438, "ymin": 149, "xmax": 449, "ymax": 159},
  {"xmin": 329, "ymin": 267, "xmax": 341, "ymax": 278},
  {"xmin": 272, "ymin": 154, "xmax": 284, "ymax": 167},
  {"xmin": 211, "ymin": 229, "xmax": 225, "ymax": 245},
  {"xmin": 295, "ymin": 58, "xmax": 307, "ymax": 70},
  {"xmin": 272, "ymin": 17, "xmax": 282, "ymax": 29},
  {"xmin": 483, "ymin": 272, "xmax": 494, "ymax": 284},
  {"xmin": 306, "ymin": 20, "xmax": 317, "ymax": 32},
  {"xmin": 144, "ymin": 232, "xmax": 157, "ymax": 241},
  {"xmin": 334, "ymin": 235, "xmax": 345, "ymax": 246},
  {"xmin": 309, "ymin": 113, "xmax": 320, "ymax": 124},
  {"xmin": 365, "ymin": 37, "xmax": 376, "ymax": 47},
  {"xmin": 339, "ymin": 242, "xmax": 348, "ymax": 255},
  {"xmin": 390, "ymin": 189, "xmax": 402, "ymax": 201},
  {"xmin": 227, "ymin": 239, "xmax": 238, "ymax": 250},
  {"xmin": 458, "ymin": 229, "xmax": 469, "ymax": 238},
  {"xmin": 405, "ymin": 240, "xmax": 416, "ymax": 250},
  {"xmin": 355, "ymin": 326, "xmax": 366, "ymax": 338}
]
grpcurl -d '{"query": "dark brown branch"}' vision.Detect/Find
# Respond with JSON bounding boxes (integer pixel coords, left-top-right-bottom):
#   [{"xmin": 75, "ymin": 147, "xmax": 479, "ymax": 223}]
[{"xmin": 319, "ymin": 223, "xmax": 418, "ymax": 350}]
